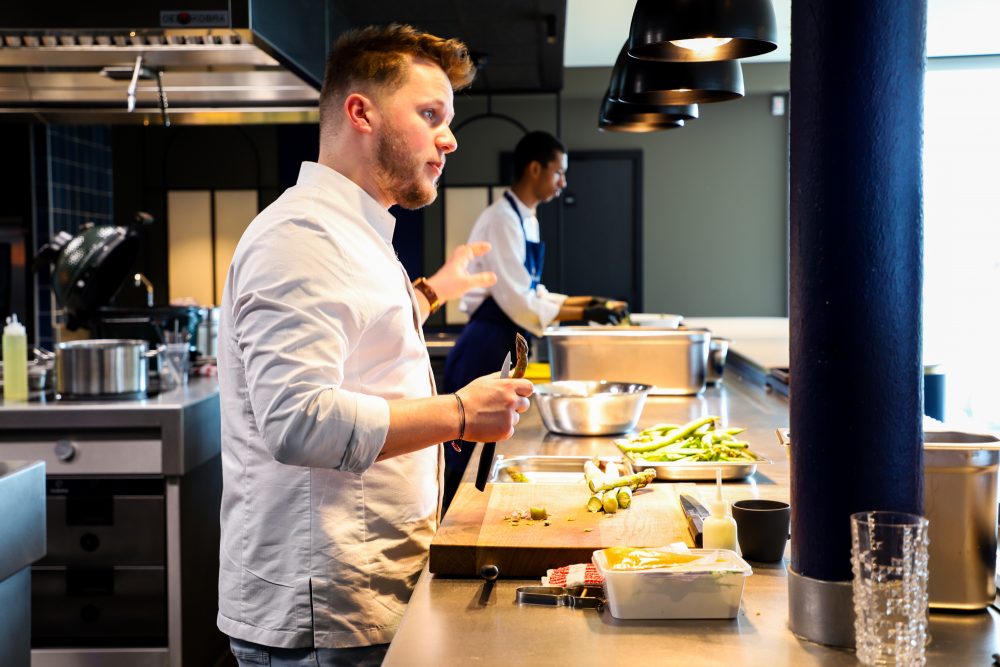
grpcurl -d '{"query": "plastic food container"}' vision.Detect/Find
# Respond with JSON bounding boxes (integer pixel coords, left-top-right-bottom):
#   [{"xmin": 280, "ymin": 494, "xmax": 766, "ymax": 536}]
[{"xmin": 592, "ymin": 547, "xmax": 752, "ymax": 619}]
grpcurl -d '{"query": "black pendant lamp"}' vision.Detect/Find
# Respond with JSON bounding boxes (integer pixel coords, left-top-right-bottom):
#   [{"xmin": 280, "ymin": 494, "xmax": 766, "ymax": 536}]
[
  {"xmin": 628, "ymin": 0, "xmax": 777, "ymax": 62},
  {"xmin": 600, "ymin": 117, "xmax": 685, "ymax": 133},
  {"xmin": 610, "ymin": 44, "xmax": 744, "ymax": 106},
  {"xmin": 598, "ymin": 90, "xmax": 697, "ymax": 132}
]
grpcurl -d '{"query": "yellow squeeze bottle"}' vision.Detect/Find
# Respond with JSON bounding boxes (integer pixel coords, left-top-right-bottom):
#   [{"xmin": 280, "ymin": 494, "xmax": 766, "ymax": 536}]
[
  {"xmin": 3, "ymin": 314, "xmax": 28, "ymax": 402},
  {"xmin": 702, "ymin": 468, "xmax": 740, "ymax": 554}
]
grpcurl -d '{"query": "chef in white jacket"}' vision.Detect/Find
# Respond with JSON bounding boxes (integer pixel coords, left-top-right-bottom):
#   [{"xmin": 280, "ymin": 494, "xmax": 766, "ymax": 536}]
[
  {"xmin": 441, "ymin": 131, "xmax": 628, "ymax": 508},
  {"xmin": 217, "ymin": 24, "xmax": 533, "ymax": 667}
]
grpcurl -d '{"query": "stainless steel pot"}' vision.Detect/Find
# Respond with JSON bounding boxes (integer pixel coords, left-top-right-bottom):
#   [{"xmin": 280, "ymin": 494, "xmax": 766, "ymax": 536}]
[{"xmin": 55, "ymin": 339, "xmax": 148, "ymax": 399}]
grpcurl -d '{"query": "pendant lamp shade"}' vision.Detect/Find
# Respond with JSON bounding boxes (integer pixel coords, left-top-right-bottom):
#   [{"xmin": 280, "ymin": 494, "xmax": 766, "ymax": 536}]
[
  {"xmin": 599, "ymin": 91, "xmax": 698, "ymax": 132},
  {"xmin": 610, "ymin": 45, "xmax": 744, "ymax": 105},
  {"xmin": 628, "ymin": 0, "xmax": 778, "ymax": 62},
  {"xmin": 600, "ymin": 117, "xmax": 685, "ymax": 133}
]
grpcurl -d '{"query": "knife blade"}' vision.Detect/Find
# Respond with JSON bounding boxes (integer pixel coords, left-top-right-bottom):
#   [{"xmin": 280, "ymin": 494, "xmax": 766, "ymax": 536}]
[
  {"xmin": 474, "ymin": 352, "xmax": 512, "ymax": 491},
  {"xmin": 679, "ymin": 493, "xmax": 711, "ymax": 548}
]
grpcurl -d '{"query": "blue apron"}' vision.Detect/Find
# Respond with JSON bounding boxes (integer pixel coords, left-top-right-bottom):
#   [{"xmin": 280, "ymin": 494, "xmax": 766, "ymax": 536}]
[{"xmin": 441, "ymin": 193, "xmax": 545, "ymax": 507}]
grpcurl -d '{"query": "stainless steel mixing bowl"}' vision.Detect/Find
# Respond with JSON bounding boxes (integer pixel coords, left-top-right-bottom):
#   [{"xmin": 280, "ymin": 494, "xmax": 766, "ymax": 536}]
[{"xmin": 533, "ymin": 381, "xmax": 651, "ymax": 436}]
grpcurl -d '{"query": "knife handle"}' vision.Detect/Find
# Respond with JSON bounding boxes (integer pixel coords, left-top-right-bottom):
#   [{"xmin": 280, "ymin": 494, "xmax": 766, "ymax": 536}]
[
  {"xmin": 475, "ymin": 442, "xmax": 497, "ymax": 491},
  {"xmin": 688, "ymin": 516, "xmax": 705, "ymax": 548}
]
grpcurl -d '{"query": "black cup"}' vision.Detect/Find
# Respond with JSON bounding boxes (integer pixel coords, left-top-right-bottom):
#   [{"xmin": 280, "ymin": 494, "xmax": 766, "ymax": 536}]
[{"xmin": 732, "ymin": 499, "xmax": 791, "ymax": 563}]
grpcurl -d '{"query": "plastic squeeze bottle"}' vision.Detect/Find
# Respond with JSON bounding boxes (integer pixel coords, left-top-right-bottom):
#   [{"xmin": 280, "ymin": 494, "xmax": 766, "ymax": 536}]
[
  {"xmin": 702, "ymin": 468, "xmax": 740, "ymax": 554},
  {"xmin": 3, "ymin": 314, "xmax": 28, "ymax": 402}
]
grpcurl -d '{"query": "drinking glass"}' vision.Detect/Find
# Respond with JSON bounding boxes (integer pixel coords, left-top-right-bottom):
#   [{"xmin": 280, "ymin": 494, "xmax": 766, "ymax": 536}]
[
  {"xmin": 163, "ymin": 343, "xmax": 190, "ymax": 386},
  {"xmin": 850, "ymin": 511, "xmax": 929, "ymax": 666}
]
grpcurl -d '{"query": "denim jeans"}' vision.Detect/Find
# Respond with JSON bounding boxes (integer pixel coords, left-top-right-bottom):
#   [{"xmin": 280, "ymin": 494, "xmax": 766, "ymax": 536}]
[{"xmin": 229, "ymin": 637, "xmax": 388, "ymax": 667}]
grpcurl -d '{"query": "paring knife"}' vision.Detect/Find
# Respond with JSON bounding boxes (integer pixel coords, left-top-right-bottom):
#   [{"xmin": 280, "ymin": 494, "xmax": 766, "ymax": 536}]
[
  {"xmin": 474, "ymin": 352, "xmax": 512, "ymax": 491},
  {"xmin": 679, "ymin": 493, "xmax": 711, "ymax": 548}
]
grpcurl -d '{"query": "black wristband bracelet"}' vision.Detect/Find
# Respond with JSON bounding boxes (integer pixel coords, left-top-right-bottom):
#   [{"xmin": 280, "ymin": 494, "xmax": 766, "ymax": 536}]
[{"xmin": 454, "ymin": 393, "xmax": 466, "ymax": 442}]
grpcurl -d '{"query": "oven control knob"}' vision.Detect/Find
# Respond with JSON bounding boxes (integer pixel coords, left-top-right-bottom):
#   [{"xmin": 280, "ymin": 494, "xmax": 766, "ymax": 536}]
[{"xmin": 55, "ymin": 439, "xmax": 76, "ymax": 462}]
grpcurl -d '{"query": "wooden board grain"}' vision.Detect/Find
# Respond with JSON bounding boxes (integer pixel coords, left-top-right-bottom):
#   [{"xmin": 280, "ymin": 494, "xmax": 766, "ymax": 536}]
[{"xmin": 430, "ymin": 482, "xmax": 691, "ymax": 577}]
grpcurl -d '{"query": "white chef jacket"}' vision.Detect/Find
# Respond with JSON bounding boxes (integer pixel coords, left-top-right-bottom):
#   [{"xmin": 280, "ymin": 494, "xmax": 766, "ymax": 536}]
[
  {"xmin": 217, "ymin": 161, "xmax": 440, "ymax": 649},
  {"xmin": 459, "ymin": 191, "xmax": 566, "ymax": 336}
]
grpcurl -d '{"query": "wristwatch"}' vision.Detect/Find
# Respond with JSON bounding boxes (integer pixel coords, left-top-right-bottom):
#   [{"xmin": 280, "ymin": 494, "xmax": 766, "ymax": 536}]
[{"xmin": 412, "ymin": 277, "xmax": 442, "ymax": 314}]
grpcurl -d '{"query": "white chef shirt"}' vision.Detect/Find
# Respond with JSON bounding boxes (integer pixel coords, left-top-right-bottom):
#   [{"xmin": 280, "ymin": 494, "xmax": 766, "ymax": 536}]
[
  {"xmin": 217, "ymin": 161, "xmax": 440, "ymax": 649},
  {"xmin": 459, "ymin": 190, "xmax": 566, "ymax": 336}
]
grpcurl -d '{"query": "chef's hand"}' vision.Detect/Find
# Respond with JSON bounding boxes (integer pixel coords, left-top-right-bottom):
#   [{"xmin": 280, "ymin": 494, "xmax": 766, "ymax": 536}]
[
  {"xmin": 457, "ymin": 374, "xmax": 533, "ymax": 442},
  {"xmin": 583, "ymin": 299, "xmax": 630, "ymax": 325},
  {"xmin": 426, "ymin": 242, "xmax": 497, "ymax": 302}
]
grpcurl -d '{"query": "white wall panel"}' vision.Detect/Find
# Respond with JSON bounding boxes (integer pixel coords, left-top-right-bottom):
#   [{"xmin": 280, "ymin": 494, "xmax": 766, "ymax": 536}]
[
  {"xmin": 167, "ymin": 190, "xmax": 213, "ymax": 306},
  {"xmin": 213, "ymin": 190, "xmax": 257, "ymax": 306},
  {"xmin": 443, "ymin": 187, "xmax": 490, "ymax": 324}
]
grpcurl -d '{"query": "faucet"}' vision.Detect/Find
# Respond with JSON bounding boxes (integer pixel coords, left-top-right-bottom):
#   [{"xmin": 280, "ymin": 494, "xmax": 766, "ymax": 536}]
[{"xmin": 134, "ymin": 273, "xmax": 154, "ymax": 307}]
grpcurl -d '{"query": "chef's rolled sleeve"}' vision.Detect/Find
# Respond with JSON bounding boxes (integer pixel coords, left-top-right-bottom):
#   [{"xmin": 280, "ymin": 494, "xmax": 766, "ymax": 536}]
[{"xmin": 231, "ymin": 217, "xmax": 392, "ymax": 473}]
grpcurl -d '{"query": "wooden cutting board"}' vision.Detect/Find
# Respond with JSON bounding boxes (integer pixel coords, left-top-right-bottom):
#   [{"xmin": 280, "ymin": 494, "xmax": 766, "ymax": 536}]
[{"xmin": 429, "ymin": 482, "xmax": 691, "ymax": 577}]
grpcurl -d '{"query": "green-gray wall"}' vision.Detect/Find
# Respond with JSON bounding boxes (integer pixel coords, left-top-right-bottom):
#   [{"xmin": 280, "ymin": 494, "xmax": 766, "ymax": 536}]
[{"xmin": 445, "ymin": 62, "xmax": 791, "ymax": 317}]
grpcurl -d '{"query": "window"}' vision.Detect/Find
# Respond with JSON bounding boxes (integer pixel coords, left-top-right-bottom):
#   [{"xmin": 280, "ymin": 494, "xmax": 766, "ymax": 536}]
[{"xmin": 923, "ymin": 61, "xmax": 1000, "ymax": 426}]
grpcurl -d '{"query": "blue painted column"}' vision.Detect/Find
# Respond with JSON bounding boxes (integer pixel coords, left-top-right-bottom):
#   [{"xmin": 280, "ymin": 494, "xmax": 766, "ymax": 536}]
[{"xmin": 789, "ymin": 0, "xmax": 926, "ymax": 591}]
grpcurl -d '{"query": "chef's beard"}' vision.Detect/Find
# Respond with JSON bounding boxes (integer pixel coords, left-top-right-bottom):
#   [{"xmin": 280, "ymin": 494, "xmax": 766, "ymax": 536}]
[{"xmin": 375, "ymin": 122, "xmax": 438, "ymax": 210}]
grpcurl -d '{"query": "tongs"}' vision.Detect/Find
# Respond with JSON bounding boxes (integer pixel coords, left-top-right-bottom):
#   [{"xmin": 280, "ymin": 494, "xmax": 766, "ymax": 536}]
[{"xmin": 515, "ymin": 585, "xmax": 606, "ymax": 611}]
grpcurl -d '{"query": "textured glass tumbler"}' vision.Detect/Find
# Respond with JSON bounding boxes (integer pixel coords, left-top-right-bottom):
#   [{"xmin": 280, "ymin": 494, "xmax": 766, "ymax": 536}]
[{"xmin": 850, "ymin": 511, "xmax": 930, "ymax": 666}]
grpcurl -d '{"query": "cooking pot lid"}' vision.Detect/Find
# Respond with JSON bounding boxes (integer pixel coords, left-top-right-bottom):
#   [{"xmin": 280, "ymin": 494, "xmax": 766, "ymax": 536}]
[{"xmin": 74, "ymin": 233, "xmax": 140, "ymax": 315}]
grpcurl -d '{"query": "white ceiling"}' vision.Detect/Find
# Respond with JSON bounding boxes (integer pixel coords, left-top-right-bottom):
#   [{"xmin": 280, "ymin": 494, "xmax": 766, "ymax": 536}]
[{"xmin": 564, "ymin": 0, "xmax": 1000, "ymax": 68}]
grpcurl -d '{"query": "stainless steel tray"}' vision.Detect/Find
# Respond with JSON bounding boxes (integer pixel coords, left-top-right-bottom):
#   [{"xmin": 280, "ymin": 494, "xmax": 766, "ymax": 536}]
[
  {"xmin": 489, "ymin": 455, "xmax": 633, "ymax": 484},
  {"xmin": 618, "ymin": 449, "xmax": 769, "ymax": 481}
]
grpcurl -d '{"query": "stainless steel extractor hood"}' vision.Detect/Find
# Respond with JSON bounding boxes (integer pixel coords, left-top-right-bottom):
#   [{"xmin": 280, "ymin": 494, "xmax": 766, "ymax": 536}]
[
  {"xmin": 0, "ymin": 1, "xmax": 328, "ymax": 124},
  {"xmin": 0, "ymin": 1, "xmax": 566, "ymax": 125}
]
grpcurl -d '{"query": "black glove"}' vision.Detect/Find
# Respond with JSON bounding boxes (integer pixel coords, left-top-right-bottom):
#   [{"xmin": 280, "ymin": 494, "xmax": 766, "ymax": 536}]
[
  {"xmin": 583, "ymin": 301, "xmax": 622, "ymax": 324},
  {"xmin": 613, "ymin": 302, "xmax": 630, "ymax": 322}
]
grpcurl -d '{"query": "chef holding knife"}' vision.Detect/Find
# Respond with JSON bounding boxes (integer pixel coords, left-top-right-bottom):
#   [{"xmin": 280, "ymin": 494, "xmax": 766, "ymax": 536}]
[
  {"xmin": 442, "ymin": 131, "xmax": 629, "ymax": 509},
  {"xmin": 217, "ymin": 24, "xmax": 533, "ymax": 666}
]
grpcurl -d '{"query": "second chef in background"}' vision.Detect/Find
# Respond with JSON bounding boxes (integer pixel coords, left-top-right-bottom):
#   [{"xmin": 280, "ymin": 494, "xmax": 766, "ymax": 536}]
[{"xmin": 443, "ymin": 131, "xmax": 628, "ymax": 507}]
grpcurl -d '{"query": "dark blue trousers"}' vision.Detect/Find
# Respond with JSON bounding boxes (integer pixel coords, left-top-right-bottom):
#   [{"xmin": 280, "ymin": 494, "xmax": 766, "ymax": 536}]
[{"xmin": 441, "ymin": 298, "xmax": 531, "ymax": 510}]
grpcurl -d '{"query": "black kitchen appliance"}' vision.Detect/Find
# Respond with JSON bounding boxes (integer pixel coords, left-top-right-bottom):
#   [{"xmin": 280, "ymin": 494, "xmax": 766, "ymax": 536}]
[
  {"xmin": 34, "ymin": 212, "xmax": 150, "ymax": 330},
  {"xmin": 34, "ymin": 212, "xmax": 203, "ymax": 353}
]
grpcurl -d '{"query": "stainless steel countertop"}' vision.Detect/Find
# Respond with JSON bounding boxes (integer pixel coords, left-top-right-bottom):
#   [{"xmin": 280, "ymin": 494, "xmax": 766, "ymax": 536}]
[
  {"xmin": 385, "ymin": 376, "xmax": 1000, "ymax": 665},
  {"xmin": 0, "ymin": 377, "xmax": 220, "ymax": 475}
]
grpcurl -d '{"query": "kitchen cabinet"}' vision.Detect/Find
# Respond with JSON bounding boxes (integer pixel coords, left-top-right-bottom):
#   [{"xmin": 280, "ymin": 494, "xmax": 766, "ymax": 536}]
[
  {"xmin": 0, "ymin": 378, "xmax": 225, "ymax": 667},
  {"xmin": 0, "ymin": 460, "xmax": 45, "ymax": 666}
]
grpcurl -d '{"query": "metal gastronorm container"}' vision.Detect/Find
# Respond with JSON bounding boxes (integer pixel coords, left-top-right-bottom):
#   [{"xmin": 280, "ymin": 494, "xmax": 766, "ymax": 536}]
[
  {"xmin": 778, "ymin": 427, "xmax": 1000, "ymax": 611},
  {"xmin": 545, "ymin": 326, "xmax": 710, "ymax": 395},
  {"xmin": 616, "ymin": 446, "xmax": 768, "ymax": 481},
  {"xmin": 924, "ymin": 430, "xmax": 1000, "ymax": 611},
  {"xmin": 489, "ymin": 455, "xmax": 634, "ymax": 484}
]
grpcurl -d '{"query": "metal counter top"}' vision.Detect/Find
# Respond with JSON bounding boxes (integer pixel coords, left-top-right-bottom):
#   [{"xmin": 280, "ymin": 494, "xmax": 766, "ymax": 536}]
[
  {"xmin": 0, "ymin": 377, "xmax": 220, "ymax": 475},
  {"xmin": 385, "ymin": 376, "xmax": 1000, "ymax": 665}
]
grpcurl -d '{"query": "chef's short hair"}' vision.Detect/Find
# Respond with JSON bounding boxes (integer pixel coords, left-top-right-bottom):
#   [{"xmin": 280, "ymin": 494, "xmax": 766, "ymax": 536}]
[
  {"xmin": 319, "ymin": 23, "xmax": 475, "ymax": 130},
  {"xmin": 513, "ymin": 131, "xmax": 567, "ymax": 181}
]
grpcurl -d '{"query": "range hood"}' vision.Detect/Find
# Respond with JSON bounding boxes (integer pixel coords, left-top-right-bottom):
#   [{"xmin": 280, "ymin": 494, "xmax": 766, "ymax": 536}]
[{"xmin": 0, "ymin": 1, "xmax": 566, "ymax": 125}]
